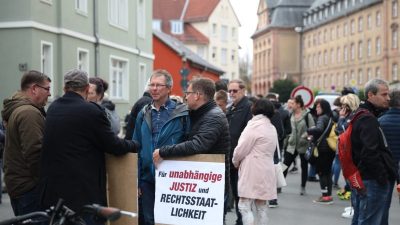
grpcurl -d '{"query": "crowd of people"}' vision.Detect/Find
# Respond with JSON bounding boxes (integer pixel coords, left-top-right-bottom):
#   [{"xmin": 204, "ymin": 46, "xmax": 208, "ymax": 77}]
[{"xmin": 1, "ymin": 68, "xmax": 399, "ymax": 225}]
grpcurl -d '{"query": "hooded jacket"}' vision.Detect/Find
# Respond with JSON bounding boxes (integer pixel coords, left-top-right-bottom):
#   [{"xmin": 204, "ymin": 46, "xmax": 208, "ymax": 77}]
[{"xmin": 1, "ymin": 92, "xmax": 46, "ymax": 198}]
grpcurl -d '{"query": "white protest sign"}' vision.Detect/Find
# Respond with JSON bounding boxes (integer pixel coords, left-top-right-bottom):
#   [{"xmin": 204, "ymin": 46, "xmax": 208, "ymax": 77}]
[{"xmin": 154, "ymin": 160, "xmax": 225, "ymax": 225}]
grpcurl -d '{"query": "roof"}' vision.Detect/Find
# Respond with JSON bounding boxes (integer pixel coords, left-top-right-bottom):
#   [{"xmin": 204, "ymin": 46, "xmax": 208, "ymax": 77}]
[
  {"xmin": 153, "ymin": 0, "xmax": 186, "ymax": 21},
  {"xmin": 184, "ymin": 0, "xmax": 220, "ymax": 22},
  {"xmin": 153, "ymin": 30, "xmax": 224, "ymax": 75}
]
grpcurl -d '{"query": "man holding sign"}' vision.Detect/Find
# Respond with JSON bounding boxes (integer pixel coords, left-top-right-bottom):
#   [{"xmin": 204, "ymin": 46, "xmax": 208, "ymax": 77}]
[{"xmin": 153, "ymin": 78, "xmax": 231, "ymax": 224}]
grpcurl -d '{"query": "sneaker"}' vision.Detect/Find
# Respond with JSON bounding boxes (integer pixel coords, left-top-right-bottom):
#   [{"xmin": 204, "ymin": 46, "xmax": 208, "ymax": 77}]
[
  {"xmin": 341, "ymin": 207, "xmax": 354, "ymax": 219},
  {"xmin": 268, "ymin": 199, "xmax": 278, "ymax": 208},
  {"xmin": 300, "ymin": 187, "xmax": 306, "ymax": 195},
  {"xmin": 344, "ymin": 206, "xmax": 352, "ymax": 212},
  {"xmin": 339, "ymin": 191, "xmax": 351, "ymax": 200},
  {"xmin": 289, "ymin": 166, "xmax": 298, "ymax": 173},
  {"xmin": 313, "ymin": 196, "xmax": 333, "ymax": 205}
]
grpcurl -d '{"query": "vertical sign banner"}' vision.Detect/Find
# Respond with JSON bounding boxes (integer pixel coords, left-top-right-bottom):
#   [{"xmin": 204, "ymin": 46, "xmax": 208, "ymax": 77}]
[{"xmin": 154, "ymin": 160, "xmax": 225, "ymax": 225}]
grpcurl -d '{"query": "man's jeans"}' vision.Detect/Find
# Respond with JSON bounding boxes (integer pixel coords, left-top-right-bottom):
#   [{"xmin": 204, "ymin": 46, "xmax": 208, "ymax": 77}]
[
  {"xmin": 10, "ymin": 186, "xmax": 41, "ymax": 216},
  {"xmin": 351, "ymin": 180, "xmax": 391, "ymax": 225},
  {"xmin": 140, "ymin": 181, "xmax": 155, "ymax": 225}
]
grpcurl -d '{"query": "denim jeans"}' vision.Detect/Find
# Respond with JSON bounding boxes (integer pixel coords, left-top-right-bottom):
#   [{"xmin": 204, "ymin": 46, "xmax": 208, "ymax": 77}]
[
  {"xmin": 139, "ymin": 181, "xmax": 155, "ymax": 225},
  {"xmin": 331, "ymin": 154, "xmax": 341, "ymax": 185},
  {"xmin": 351, "ymin": 180, "xmax": 391, "ymax": 225},
  {"xmin": 10, "ymin": 186, "xmax": 41, "ymax": 216}
]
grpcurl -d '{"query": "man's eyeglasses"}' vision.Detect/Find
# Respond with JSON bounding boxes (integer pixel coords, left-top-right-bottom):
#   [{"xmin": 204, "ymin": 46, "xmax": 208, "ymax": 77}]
[
  {"xmin": 36, "ymin": 84, "xmax": 51, "ymax": 92},
  {"xmin": 148, "ymin": 83, "xmax": 167, "ymax": 89},
  {"xmin": 228, "ymin": 89, "xmax": 239, "ymax": 93}
]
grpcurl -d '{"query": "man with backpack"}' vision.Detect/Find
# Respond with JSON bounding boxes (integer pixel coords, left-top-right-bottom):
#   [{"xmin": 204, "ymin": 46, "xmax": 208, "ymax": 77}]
[{"xmin": 346, "ymin": 79, "xmax": 398, "ymax": 225}]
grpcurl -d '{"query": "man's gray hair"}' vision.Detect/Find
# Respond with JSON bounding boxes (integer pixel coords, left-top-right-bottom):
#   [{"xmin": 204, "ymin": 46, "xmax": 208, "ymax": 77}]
[
  {"xmin": 151, "ymin": 69, "xmax": 173, "ymax": 88},
  {"xmin": 364, "ymin": 78, "xmax": 388, "ymax": 98},
  {"xmin": 389, "ymin": 88, "xmax": 400, "ymax": 108},
  {"xmin": 64, "ymin": 69, "xmax": 89, "ymax": 91}
]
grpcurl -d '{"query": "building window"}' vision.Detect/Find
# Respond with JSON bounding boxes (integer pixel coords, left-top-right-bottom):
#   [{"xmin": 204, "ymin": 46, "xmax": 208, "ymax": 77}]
[
  {"xmin": 331, "ymin": 5, "xmax": 335, "ymax": 15},
  {"xmin": 344, "ymin": 45, "xmax": 348, "ymax": 62},
  {"xmin": 367, "ymin": 39, "xmax": 371, "ymax": 57},
  {"xmin": 221, "ymin": 48, "xmax": 227, "ymax": 65},
  {"xmin": 358, "ymin": 17, "xmax": 363, "ymax": 32},
  {"xmin": 108, "ymin": 0, "xmax": 128, "ymax": 29},
  {"xmin": 351, "ymin": 19, "xmax": 355, "ymax": 34},
  {"xmin": 376, "ymin": 37, "xmax": 381, "ymax": 55},
  {"xmin": 336, "ymin": 25, "xmax": 340, "ymax": 38},
  {"xmin": 212, "ymin": 23, "xmax": 217, "ymax": 36},
  {"xmin": 337, "ymin": 1, "xmax": 342, "ymax": 12},
  {"xmin": 138, "ymin": 63, "xmax": 146, "ymax": 96},
  {"xmin": 137, "ymin": 0, "xmax": 145, "ymax": 38},
  {"xmin": 231, "ymin": 49, "xmax": 236, "ymax": 62},
  {"xmin": 212, "ymin": 47, "xmax": 217, "ymax": 61},
  {"xmin": 393, "ymin": 63, "xmax": 399, "ymax": 80},
  {"xmin": 351, "ymin": 43, "xmax": 355, "ymax": 60},
  {"xmin": 170, "ymin": 20, "xmax": 183, "ymax": 34},
  {"xmin": 344, "ymin": 22, "xmax": 348, "ymax": 36},
  {"xmin": 197, "ymin": 46, "xmax": 207, "ymax": 59},
  {"xmin": 153, "ymin": 20, "xmax": 161, "ymax": 31},
  {"xmin": 358, "ymin": 69, "xmax": 363, "ymax": 85},
  {"xmin": 344, "ymin": 0, "xmax": 349, "ymax": 9},
  {"xmin": 221, "ymin": 25, "xmax": 228, "ymax": 42},
  {"xmin": 343, "ymin": 72, "xmax": 348, "ymax": 86},
  {"xmin": 358, "ymin": 41, "xmax": 363, "ymax": 59},
  {"xmin": 376, "ymin": 67, "xmax": 381, "ymax": 78},
  {"xmin": 352, "ymin": 0, "xmax": 356, "ymax": 6},
  {"xmin": 41, "ymin": 41, "xmax": 53, "ymax": 95},
  {"xmin": 75, "ymin": 0, "xmax": 87, "ymax": 14},
  {"xmin": 376, "ymin": 11, "xmax": 381, "ymax": 27},
  {"xmin": 331, "ymin": 49, "xmax": 335, "ymax": 64},
  {"xmin": 325, "ymin": 8, "xmax": 329, "ymax": 18},
  {"xmin": 319, "ymin": 52, "xmax": 322, "ymax": 65},
  {"xmin": 337, "ymin": 47, "xmax": 341, "ymax": 63},
  {"xmin": 77, "ymin": 48, "xmax": 89, "ymax": 73},
  {"xmin": 367, "ymin": 14, "xmax": 372, "ymax": 29},
  {"xmin": 393, "ymin": 0, "xmax": 398, "ymax": 18},
  {"xmin": 110, "ymin": 57, "xmax": 128, "ymax": 100},
  {"xmin": 232, "ymin": 27, "xmax": 236, "ymax": 39},
  {"xmin": 367, "ymin": 68, "xmax": 372, "ymax": 80},
  {"xmin": 324, "ymin": 50, "xmax": 328, "ymax": 65},
  {"xmin": 393, "ymin": 28, "xmax": 398, "ymax": 49}
]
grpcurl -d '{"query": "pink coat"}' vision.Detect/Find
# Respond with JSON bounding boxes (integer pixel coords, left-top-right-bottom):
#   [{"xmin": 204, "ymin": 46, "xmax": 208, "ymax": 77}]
[{"xmin": 232, "ymin": 114, "xmax": 278, "ymax": 200}]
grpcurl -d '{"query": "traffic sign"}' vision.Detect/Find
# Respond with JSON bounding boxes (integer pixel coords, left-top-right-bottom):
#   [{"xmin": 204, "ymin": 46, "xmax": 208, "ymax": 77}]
[{"xmin": 290, "ymin": 86, "xmax": 314, "ymax": 108}]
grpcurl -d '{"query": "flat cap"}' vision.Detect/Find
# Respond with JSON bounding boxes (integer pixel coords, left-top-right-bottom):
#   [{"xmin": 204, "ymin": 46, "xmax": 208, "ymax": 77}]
[{"xmin": 64, "ymin": 69, "xmax": 89, "ymax": 88}]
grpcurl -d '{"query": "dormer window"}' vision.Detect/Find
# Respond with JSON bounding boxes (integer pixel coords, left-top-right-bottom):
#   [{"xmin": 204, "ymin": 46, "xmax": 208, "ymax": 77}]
[
  {"xmin": 171, "ymin": 20, "xmax": 183, "ymax": 34},
  {"xmin": 153, "ymin": 19, "xmax": 161, "ymax": 31}
]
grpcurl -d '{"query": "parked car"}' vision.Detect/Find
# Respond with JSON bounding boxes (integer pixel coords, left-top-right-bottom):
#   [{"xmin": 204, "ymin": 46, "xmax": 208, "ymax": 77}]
[{"xmin": 314, "ymin": 92, "xmax": 341, "ymax": 110}]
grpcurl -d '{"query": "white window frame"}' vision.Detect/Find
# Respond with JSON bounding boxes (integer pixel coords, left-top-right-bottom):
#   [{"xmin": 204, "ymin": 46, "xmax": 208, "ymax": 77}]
[
  {"xmin": 221, "ymin": 48, "xmax": 227, "ymax": 65},
  {"xmin": 138, "ymin": 63, "xmax": 147, "ymax": 96},
  {"xmin": 108, "ymin": 0, "xmax": 128, "ymax": 30},
  {"xmin": 170, "ymin": 20, "xmax": 183, "ymax": 34},
  {"xmin": 393, "ymin": 0, "xmax": 398, "ymax": 18},
  {"xmin": 358, "ymin": 69, "xmax": 363, "ymax": 85},
  {"xmin": 367, "ymin": 14, "xmax": 372, "ymax": 29},
  {"xmin": 221, "ymin": 25, "xmax": 228, "ymax": 42},
  {"xmin": 376, "ymin": 11, "xmax": 381, "ymax": 27},
  {"xmin": 137, "ymin": 0, "xmax": 145, "ymax": 38},
  {"xmin": 109, "ymin": 55, "xmax": 129, "ymax": 101},
  {"xmin": 376, "ymin": 37, "xmax": 381, "ymax": 55},
  {"xmin": 77, "ymin": 48, "xmax": 89, "ymax": 74},
  {"xmin": 358, "ymin": 17, "xmax": 363, "ymax": 32},
  {"xmin": 152, "ymin": 20, "xmax": 161, "ymax": 31},
  {"xmin": 358, "ymin": 41, "xmax": 363, "ymax": 59},
  {"xmin": 75, "ymin": 0, "xmax": 87, "ymax": 15},
  {"xmin": 376, "ymin": 67, "xmax": 381, "ymax": 78},
  {"xmin": 367, "ymin": 39, "xmax": 372, "ymax": 57},
  {"xmin": 393, "ymin": 29, "xmax": 398, "ymax": 49},
  {"xmin": 393, "ymin": 63, "xmax": 398, "ymax": 80},
  {"xmin": 212, "ymin": 24, "xmax": 217, "ymax": 37},
  {"xmin": 41, "ymin": 41, "xmax": 54, "ymax": 97}
]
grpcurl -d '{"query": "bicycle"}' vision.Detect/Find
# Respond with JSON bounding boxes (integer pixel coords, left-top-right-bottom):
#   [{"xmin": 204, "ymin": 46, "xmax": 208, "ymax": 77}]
[{"xmin": 0, "ymin": 199, "xmax": 136, "ymax": 225}]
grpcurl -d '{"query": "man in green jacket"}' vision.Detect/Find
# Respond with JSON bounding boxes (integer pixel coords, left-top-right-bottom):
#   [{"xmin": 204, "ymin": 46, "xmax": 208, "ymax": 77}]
[{"xmin": 1, "ymin": 70, "xmax": 51, "ymax": 216}]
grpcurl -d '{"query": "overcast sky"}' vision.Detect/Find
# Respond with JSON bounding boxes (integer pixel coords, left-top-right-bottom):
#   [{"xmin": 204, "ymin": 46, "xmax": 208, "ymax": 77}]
[{"xmin": 230, "ymin": 0, "xmax": 259, "ymax": 60}]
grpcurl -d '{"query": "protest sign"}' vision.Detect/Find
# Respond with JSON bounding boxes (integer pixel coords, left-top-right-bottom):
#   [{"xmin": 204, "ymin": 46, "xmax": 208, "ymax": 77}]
[{"xmin": 155, "ymin": 159, "xmax": 225, "ymax": 225}]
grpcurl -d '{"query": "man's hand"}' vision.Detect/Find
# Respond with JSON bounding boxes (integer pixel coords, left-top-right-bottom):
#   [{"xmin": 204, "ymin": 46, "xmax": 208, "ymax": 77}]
[{"xmin": 153, "ymin": 149, "xmax": 163, "ymax": 168}]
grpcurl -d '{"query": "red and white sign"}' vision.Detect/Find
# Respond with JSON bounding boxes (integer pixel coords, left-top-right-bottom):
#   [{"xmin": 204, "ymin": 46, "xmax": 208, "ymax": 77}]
[{"xmin": 290, "ymin": 86, "xmax": 314, "ymax": 108}]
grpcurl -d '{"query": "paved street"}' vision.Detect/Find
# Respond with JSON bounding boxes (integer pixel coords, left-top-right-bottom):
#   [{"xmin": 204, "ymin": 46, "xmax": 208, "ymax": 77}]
[{"xmin": 1, "ymin": 170, "xmax": 399, "ymax": 224}]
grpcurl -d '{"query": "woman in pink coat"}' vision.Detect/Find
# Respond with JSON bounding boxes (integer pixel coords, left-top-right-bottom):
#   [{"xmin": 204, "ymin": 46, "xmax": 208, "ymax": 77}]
[{"xmin": 232, "ymin": 99, "xmax": 278, "ymax": 225}]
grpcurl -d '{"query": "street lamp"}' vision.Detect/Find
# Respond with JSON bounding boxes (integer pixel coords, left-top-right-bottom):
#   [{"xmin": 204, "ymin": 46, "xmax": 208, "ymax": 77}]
[{"xmin": 294, "ymin": 26, "xmax": 303, "ymax": 84}]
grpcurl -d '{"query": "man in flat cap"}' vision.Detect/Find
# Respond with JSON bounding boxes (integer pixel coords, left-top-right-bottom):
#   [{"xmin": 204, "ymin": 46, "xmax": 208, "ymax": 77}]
[{"xmin": 39, "ymin": 69, "xmax": 138, "ymax": 225}]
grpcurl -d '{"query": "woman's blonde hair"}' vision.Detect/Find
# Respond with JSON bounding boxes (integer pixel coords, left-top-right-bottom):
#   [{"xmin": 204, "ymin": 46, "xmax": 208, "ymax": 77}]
[{"xmin": 340, "ymin": 93, "xmax": 360, "ymax": 112}]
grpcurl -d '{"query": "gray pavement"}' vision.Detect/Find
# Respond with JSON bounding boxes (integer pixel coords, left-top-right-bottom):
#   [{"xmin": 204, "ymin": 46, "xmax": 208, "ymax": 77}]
[{"xmin": 1, "ymin": 170, "xmax": 399, "ymax": 224}]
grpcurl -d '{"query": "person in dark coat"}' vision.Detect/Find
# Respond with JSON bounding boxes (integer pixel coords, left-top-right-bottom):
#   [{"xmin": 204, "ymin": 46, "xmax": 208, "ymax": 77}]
[
  {"xmin": 39, "ymin": 69, "xmax": 137, "ymax": 225},
  {"xmin": 351, "ymin": 79, "xmax": 398, "ymax": 225},
  {"xmin": 378, "ymin": 88, "xmax": 400, "ymax": 225},
  {"xmin": 226, "ymin": 79, "xmax": 252, "ymax": 225},
  {"xmin": 124, "ymin": 91, "xmax": 152, "ymax": 140}
]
